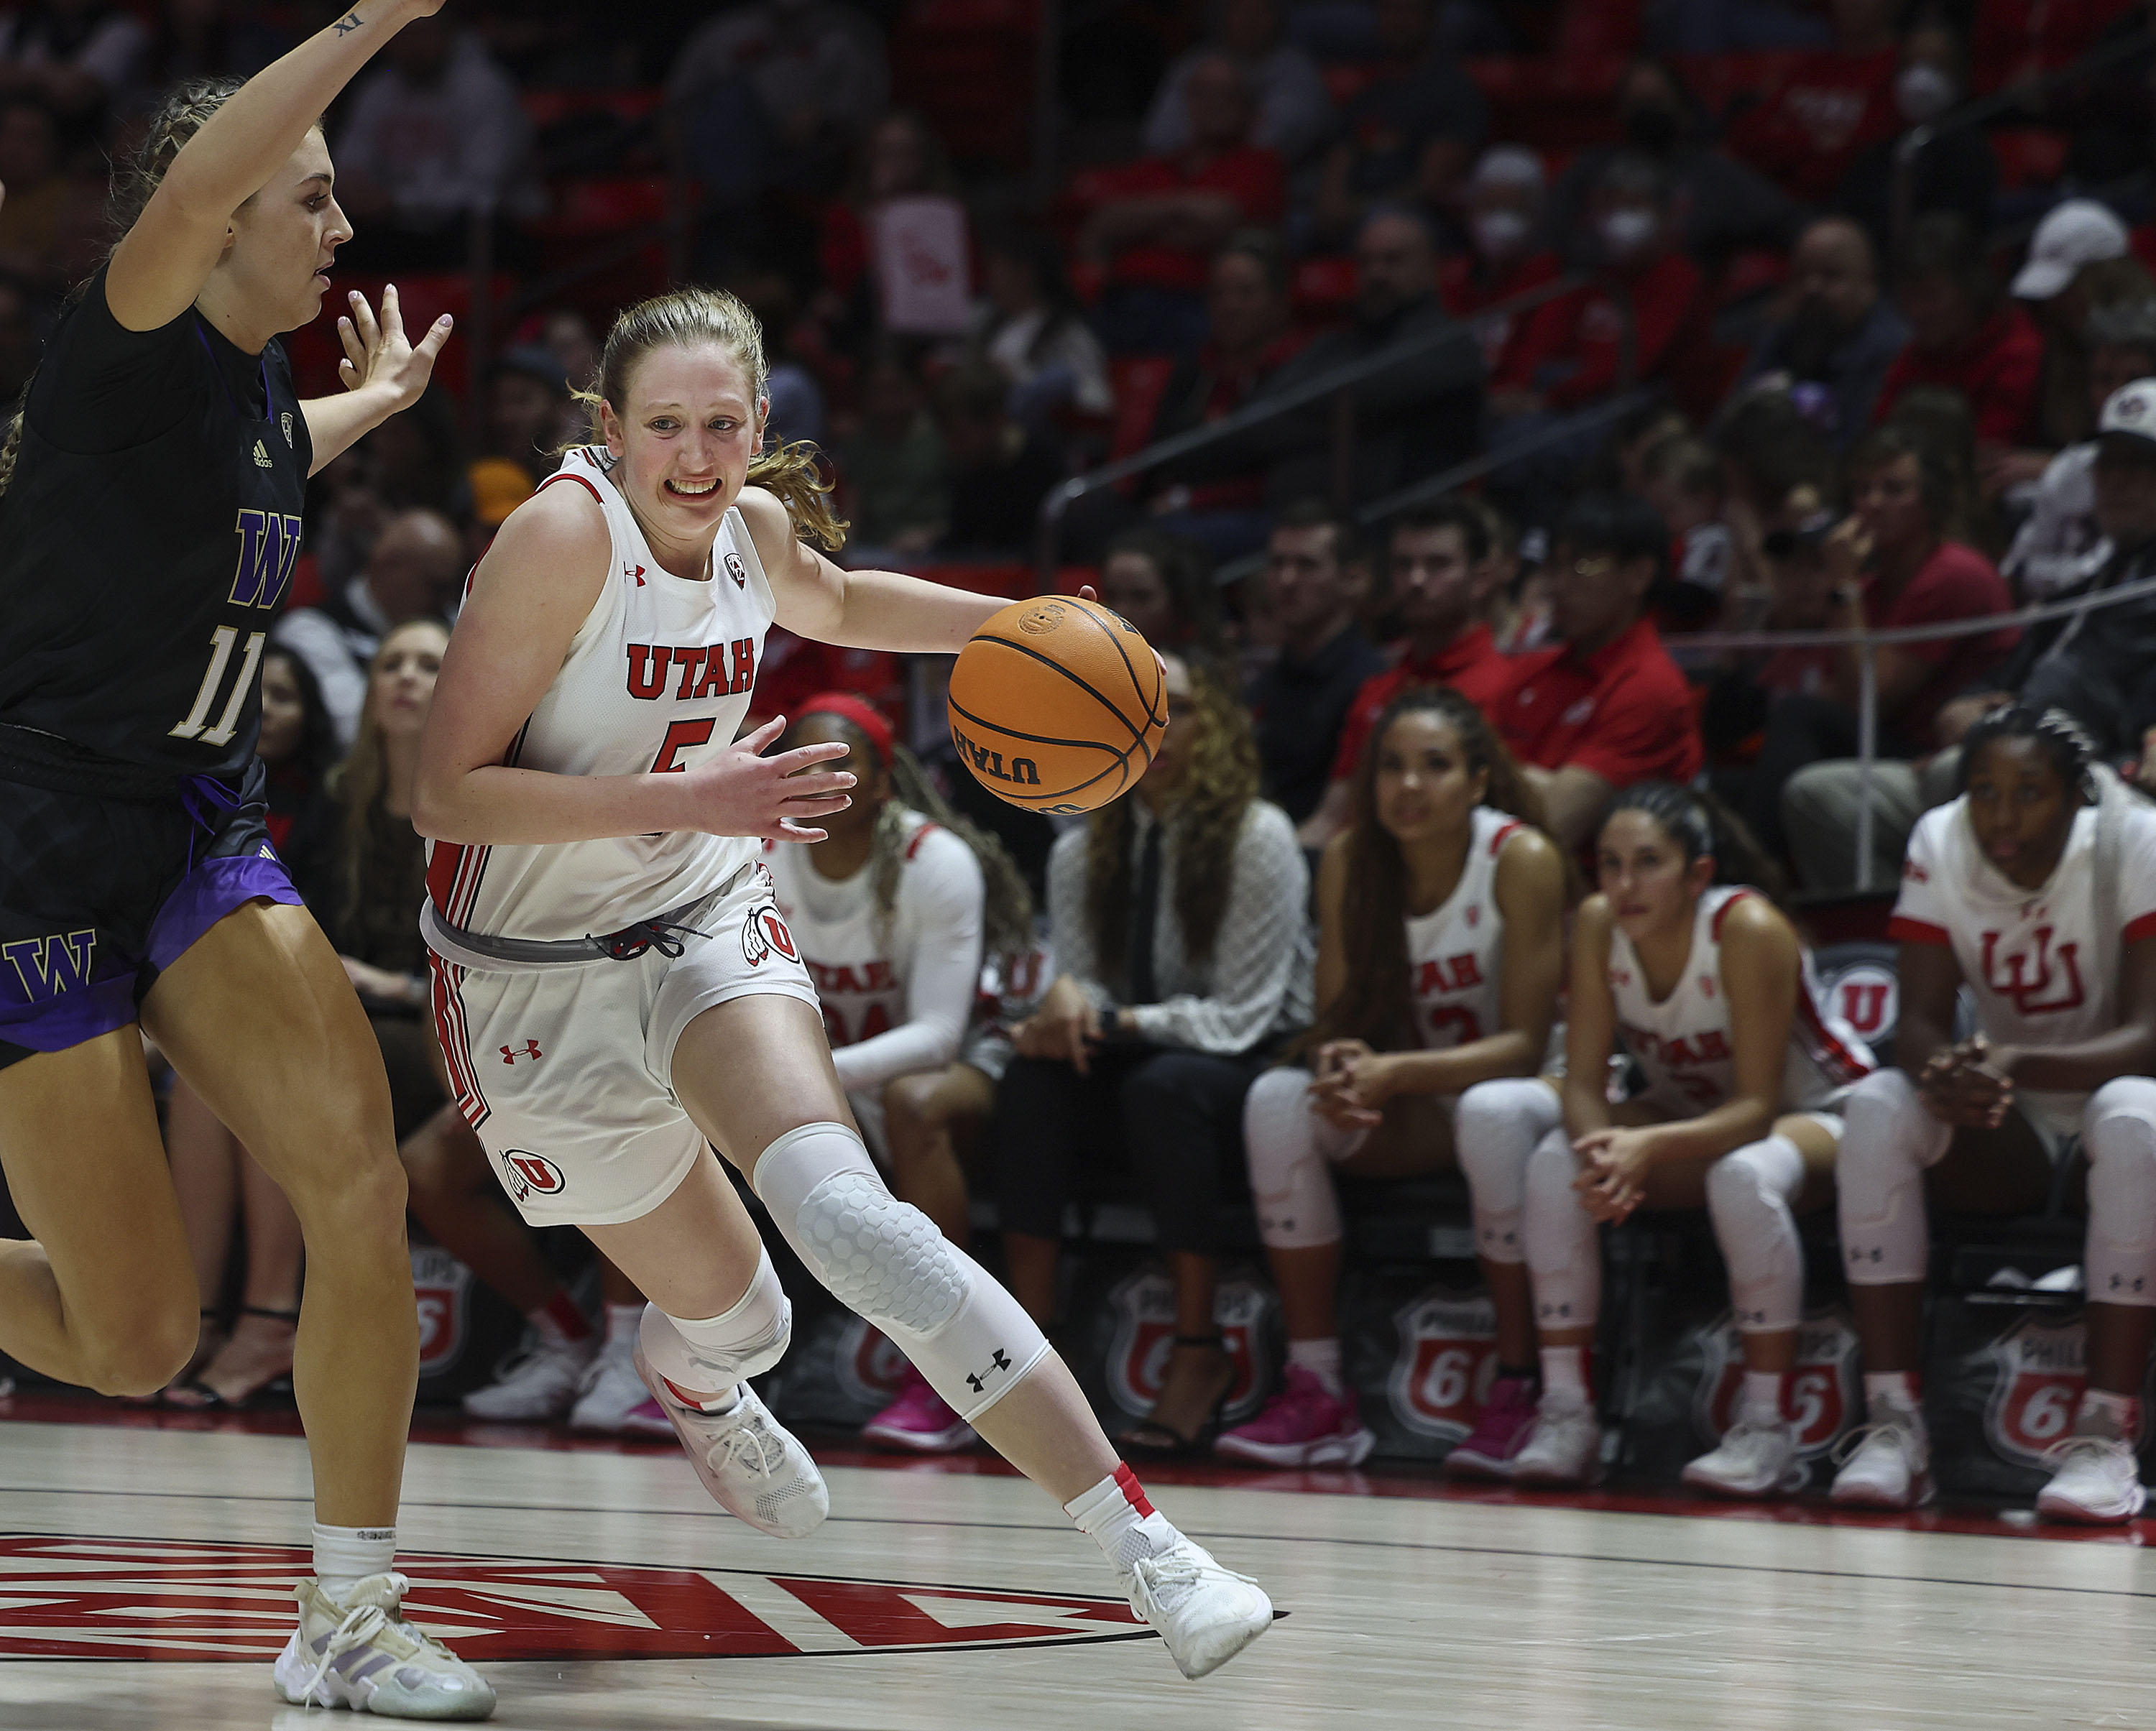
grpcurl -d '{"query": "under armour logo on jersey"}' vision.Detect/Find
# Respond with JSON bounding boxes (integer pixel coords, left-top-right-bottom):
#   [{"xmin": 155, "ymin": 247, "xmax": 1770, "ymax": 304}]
[
  {"xmin": 500, "ymin": 1039, "xmax": 543, "ymax": 1065},
  {"xmin": 626, "ymin": 563, "xmax": 647, "ymax": 587},
  {"xmin": 965, "ymin": 1347, "xmax": 1013, "ymax": 1394},
  {"xmin": 252, "ymin": 439, "xmax": 274, "ymax": 469},
  {"xmin": 724, "ymin": 551, "xmax": 747, "ymax": 588}
]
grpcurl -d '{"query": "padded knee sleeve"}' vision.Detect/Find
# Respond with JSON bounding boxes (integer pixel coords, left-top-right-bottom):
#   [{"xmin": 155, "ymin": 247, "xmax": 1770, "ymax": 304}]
[
  {"xmin": 640, "ymin": 1247, "xmax": 792, "ymax": 1393},
  {"xmin": 752, "ymin": 1122, "xmax": 1049, "ymax": 1422},
  {"xmin": 1243, "ymin": 1066, "xmax": 1357, "ymax": 1249},
  {"xmin": 1836, "ymin": 1070, "xmax": 1950, "ymax": 1287},
  {"xmin": 2085, "ymin": 1079, "xmax": 2156, "ymax": 1308},
  {"xmin": 1706, "ymin": 1135, "xmax": 1807, "ymax": 1334},
  {"xmin": 1524, "ymin": 1126, "xmax": 1599, "ymax": 1331},
  {"xmin": 1456, "ymin": 1078, "xmax": 1563, "ymax": 1265}
]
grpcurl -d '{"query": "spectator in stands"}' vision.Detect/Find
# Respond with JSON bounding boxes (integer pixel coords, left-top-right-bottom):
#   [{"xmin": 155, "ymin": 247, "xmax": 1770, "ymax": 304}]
[
  {"xmin": 1886, "ymin": 384, "xmax": 2001, "ymax": 553},
  {"xmin": 1303, "ymin": 498, "xmax": 1514, "ymax": 849},
  {"xmin": 1498, "ymin": 154, "xmax": 1705, "ymax": 417},
  {"xmin": 816, "ymin": 108, "xmax": 957, "ymax": 313},
  {"xmin": 2004, "ymin": 298, "xmax": 2156, "ymax": 600},
  {"xmin": 333, "ymin": 14, "xmax": 540, "ymax": 269},
  {"xmin": 1640, "ymin": 434, "xmax": 1738, "ymax": 637},
  {"xmin": 1138, "ymin": 229, "xmax": 1307, "ymax": 560},
  {"xmin": 1073, "ymin": 52, "xmax": 1286, "ymax": 356},
  {"xmin": 836, "ymin": 352, "xmax": 949, "ymax": 555},
  {"xmin": 1250, "ymin": 206, "xmax": 1480, "ymax": 507},
  {"xmin": 1489, "ymin": 491, "xmax": 1705, "ymax": 851},
  {"xmin": 668, "ymin": 0, "xmax": 888, "ymax": 230},
  {"xmin": 1835, "ymin": 21, "xmax": 1998, "ymax": 261},
  {"xmin": 480, "ymin": 345, "xmax": 571, "ymax": 491},
  {"xmin": 1738, "ymin": 218, "xmax": 1911, "ymax": 451},
  {"xmin": 0, "ymin": 0, "xmax": 144, "ymax": 131},
  {"xmin": 992, "ymin": 655, "xmax": 1312, "ymax": 1456},
  {"xmin": 1726, "ymin": 0, "xmax": 1903, "ymax": 205},
  {"xmin": 1829, "ymin": 707, "xmax": 2156, "ymax": 1525},
  {"xmin": 1308, "ymin": 0, "xmax": 1487, "ymax": 247},
  {"xmin": 1246, "ymin": 502, "xmax": 1383, "ymax": 832},
  {"xmin": 1439, "ymin": 147, "xmax": 1561, "ymax": 383},
  {"xmin": 1873, "ymin": 213, "xmax": 2044, "ymax": 445},
  {"xmin": 1762, "ymin": 421, "xmax": 2015, "ymax": 787},
  {"xmin": 275, "ymin": 507, "xmax": 465, "ymax": 748},
  {"xmin": 2007, "ymin": 205, "xmax": 2145, "ymax": 463},
  {"xmin": 934, "ymin": 359, "xmax": 1065, "ymax": 553},
  {"xmin": 973, "ymin": 226, "xmax": 1113, "ymax": 430},
  {"xmin": 1550, "ymin": 57, "xmax": 1802, "ymax": 274},
  {"xmin": 0, "ymin": 96, "xmax": 63, "ymax": 295},
  {"xmin": 1224, "ymin": 688, "xmax": 1565, "ymax": 1472},
  {"xmin": 1144, "ymin": 0, "xmax": 1332, "ymax": 167},
  {"xmin": 1097, "ymin": 526, "xmax": 1224, "ymax": 664}
]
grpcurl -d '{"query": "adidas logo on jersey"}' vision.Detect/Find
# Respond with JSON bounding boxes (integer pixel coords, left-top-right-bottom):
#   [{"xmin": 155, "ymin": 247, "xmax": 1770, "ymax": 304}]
[{"xmin": 252, "ymin": 440, "xmax": 274, "ymax": 468}]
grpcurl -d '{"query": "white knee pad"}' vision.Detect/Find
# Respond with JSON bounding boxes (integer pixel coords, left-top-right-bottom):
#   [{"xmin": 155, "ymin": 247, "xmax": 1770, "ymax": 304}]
[
  {"xmin": 752, "ymin": 1122, "xmax": 1049, "ymax": 1421},
  {"xmin": 1836, "ymin": 1069, "xmax": 1951, "ymax": 1287},
  {"xmin": 1706, "ymin": 1135, "xmax": 1807, "ymax": 1334},
  {"xmin": 1456, "ymin": 1077, "xmax": 1562, "ymax": 1266},
  {"xmin": 2085, "ymin": 1079, "xmax": 2156, "ymax": 1308},
  {"xmin": 639, "ymin": 1247, "xmax": 792, "ymax": 1395},
  {"xmin": 1244, "ymin": 1066, "xmax": 1358, "ymax": 1250},
  {"xmin": 1523, "ymin": 1125, "xmax": 1599, "ymax": 1331}
]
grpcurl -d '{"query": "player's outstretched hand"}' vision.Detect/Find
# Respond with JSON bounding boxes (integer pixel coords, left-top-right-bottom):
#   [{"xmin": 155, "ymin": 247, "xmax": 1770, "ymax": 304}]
[
  {"xmin": 678, "ymin": 716, "xmax": 855, "ymax": 843},
  {"xmin": 337, "ymin": 283, "xmax": 453, "ymax": 413}
]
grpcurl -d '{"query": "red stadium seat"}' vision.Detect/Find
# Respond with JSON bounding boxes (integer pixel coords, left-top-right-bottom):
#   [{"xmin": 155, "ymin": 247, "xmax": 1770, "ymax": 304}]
[
  {"xmin": 1669, "ymin": 51, "xmax": 1807, "ymax": 126},
  {"xmin": 1106, "ymin": 355, "xmax": 1178, "ymax": 463},
  {"xmin": 1291, "ymin": 254, "xmax": 1358, "ymax": 323},
  {"xmin": 1464, "ymin": 54, "xmax": 1625, "ymax": 151},
  {"xmin": 1991, "ymin": 127, "xmax": 2071, "ymax": 191}
]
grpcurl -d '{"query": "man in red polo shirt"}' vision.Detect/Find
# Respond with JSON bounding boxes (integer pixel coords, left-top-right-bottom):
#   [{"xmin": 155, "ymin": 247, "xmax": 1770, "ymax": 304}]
[
  {"xmin": 1872, "ymin": 212, "xmax": 2044, "ymax": 443},
  {"xmin": 1494, "ymin": 491, "xmax": 1705, "ymax": 849},
  {"xmin": 1304, "ymin": 497, "xmax": 1511, "ymax": 847}
]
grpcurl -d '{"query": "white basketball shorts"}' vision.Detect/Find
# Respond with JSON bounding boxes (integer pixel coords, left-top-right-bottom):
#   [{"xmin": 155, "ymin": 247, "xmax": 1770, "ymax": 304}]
[{"xmin": 427, "ymin": 864, "xmax": 821, "ymax": 1227}]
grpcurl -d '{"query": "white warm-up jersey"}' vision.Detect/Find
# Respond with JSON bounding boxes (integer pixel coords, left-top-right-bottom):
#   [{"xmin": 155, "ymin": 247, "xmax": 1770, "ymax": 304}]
[
  {"xmin": 766, "ymin": 810, "xmax": 986, "ymax": 1095},
  {"xmin": 1891, "ymin": 795, "xmax": 2156, "ymax": 1135},
  {"xmin": 424, "ymin": 446, "xmax": 776, "ymax": 941},
  {"xmin": 1406, "ymin": 806, "xmax": 1521, "ymax": 1051},
  {"xmin": 1610, "ymin": 885, "xmax": 1874, "ymax": 1117}
]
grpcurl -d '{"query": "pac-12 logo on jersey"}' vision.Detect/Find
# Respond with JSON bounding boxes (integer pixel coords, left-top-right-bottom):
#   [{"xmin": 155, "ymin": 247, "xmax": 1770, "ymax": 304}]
[
  {"xmin": 724, "ymin": 551, "xmax": 747, "ymax": 588},
  {"xmin": 742, "ymin": 903, "xmax": 798, "ymax": 968},
  {"xmin": 500, "ymin": 1150, "xmax": 565, "ymax": 1203}
]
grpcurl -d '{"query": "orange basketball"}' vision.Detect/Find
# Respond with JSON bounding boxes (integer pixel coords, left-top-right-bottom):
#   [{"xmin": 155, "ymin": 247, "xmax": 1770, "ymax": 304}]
[{"xmin": 947, "ymin": 596, "xmax": 1167, "ymax": 814}]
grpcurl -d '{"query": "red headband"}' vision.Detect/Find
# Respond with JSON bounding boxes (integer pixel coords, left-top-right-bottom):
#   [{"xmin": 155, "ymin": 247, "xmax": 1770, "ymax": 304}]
[{"xmin": 796, "ymin": 691, "xmax": 895, "ymax": 766}]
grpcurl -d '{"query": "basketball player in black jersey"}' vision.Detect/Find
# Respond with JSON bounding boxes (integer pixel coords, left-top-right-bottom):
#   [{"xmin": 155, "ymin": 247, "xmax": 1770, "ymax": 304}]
[{"xmin": 0, "ymin": 5, "xmax": 492, "ymax": 1717}]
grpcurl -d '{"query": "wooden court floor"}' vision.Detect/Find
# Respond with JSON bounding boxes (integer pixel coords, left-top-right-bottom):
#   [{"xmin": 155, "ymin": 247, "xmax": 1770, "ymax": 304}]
[{"xmin": 0, "ymin": 1394, "xmax": 2148, "ymax": 1730}]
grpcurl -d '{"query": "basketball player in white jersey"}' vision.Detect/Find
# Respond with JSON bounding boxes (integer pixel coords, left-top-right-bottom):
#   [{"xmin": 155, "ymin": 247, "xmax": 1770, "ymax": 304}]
[
  {"xmin": 765, "ymin": 692, "xmax": 1036, "ymax": 1452},
  {"xmin": 1831, "ymin": 707, "xmax": 2156, "ymax": 1522},
  {"xmin": 1468, "ymin": 783, "xmax": 1874, "ymax": 1497},
  {"xmin": 413, "ymin": 287, "xmax": 1271, "ymax": 1679},
  {"xmin": 1222, "ymin": 688, "xmax": 1567, "ymax": 1469}
]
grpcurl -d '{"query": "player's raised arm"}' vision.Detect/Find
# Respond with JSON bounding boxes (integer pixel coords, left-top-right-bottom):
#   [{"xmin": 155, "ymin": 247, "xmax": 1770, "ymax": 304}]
[{"xmin": 107, "ymin": 1, "xmax": 443, "ymax": 332}]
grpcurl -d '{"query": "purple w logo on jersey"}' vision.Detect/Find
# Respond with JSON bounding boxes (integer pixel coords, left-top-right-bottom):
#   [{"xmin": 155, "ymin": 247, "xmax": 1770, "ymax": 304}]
[
  {"xmin": 227, "ymin": 510, "xmax": 304, "ymax": 610},
  {"xmin": 1, "ymin": 930, "xmax": 97, "ymax": 1003}
]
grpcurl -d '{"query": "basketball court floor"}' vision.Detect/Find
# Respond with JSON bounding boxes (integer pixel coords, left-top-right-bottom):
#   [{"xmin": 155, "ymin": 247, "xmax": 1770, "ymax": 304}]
[{"xmin": 0, "ymin": 1390, "xmax": 2149, "ymax": 1730}]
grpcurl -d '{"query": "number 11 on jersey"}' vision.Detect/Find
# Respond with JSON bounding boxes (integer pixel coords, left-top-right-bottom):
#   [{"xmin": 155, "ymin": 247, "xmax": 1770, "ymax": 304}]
[{"xmin": 169, "ymin": 624, "xmax": 267, "ymax": 747}]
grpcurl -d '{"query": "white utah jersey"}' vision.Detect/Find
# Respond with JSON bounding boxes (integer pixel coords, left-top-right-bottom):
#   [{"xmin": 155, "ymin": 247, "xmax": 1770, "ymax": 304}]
[
  {"xmin": 1405, "ymin": 806, "xmax": 1521, "ymax": 1051},
  {"xmin": 1892, "ymin": 794, "xmax": 2156, "ymax": 1132},
  {"xmin": 1609, "ymin": 885, "xmax": 1874, "ymax": 1117},
  {"xmin": 765, "ymin": 809, "xmax": 986, "ymax": 1094},
  {"xmin": 425, "ymin": 446, "xmax": 777, "ymax": 942}
]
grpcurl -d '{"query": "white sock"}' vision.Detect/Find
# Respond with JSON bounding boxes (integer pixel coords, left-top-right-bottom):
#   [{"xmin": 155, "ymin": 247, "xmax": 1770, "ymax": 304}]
[
  {"xmin": 2076, "ymin": 1387, "xmax": 2142, "ymax": 1442},
  {"xmin": 1540, "ymin": 1345, "xmax": 1590, "ymax": 1404},
  {"xmin": 1286, "ymin": 1337, "xmax": 1345, "ymax": 1399},
  {"xmin": 1740, "ymin": 1370, "xmax": 1787, "ymax": 1427},
  {"xmin": 605, "ymin": 1303, "xmax": 642, "ymax": 1349},
  {"xmin": 1864, "ymin": 1370, "xmax": 1920, "ymax": 1416},
  {"xmin": 312, "ymin": 1523, "xmax": 395, "ymax": 1602},
  {"xmin": 1064, "ymin": 1464, "xmax": 1175, "ymax": 1574}
]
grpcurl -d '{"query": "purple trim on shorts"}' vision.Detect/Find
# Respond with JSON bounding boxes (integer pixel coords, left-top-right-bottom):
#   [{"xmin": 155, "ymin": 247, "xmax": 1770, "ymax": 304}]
[
  {"xmin": 0, "ymin": 974, "xmax": 140, "ymax": 1053},
  {"xmin": 146, "ymin": 852, "xmax": 304, "ymax": 974}
]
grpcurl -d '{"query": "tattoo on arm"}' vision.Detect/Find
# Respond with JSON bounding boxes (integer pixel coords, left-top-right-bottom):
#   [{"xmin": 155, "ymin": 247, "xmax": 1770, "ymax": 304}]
[{"xmin": 333, "ymin": 11, "xmax": 363, "ymax": 34}]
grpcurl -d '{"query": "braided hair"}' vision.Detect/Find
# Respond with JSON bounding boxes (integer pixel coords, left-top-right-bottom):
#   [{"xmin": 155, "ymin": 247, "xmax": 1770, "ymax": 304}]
[
  {"xmin": 0, "ymin": 77, "xmax": 249, "ymax": 499},
  {"xmin": 1958, "ymin": 703, "xmax": 2099, "ymax": 803},
  {"xmin": 1600, "ymin": 780, "xmax": 1789, "ymax": 906}
]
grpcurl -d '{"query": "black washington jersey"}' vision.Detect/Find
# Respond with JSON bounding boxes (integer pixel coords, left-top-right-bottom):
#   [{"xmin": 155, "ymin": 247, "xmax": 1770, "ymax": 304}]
[{"xmin": 0, "ymin": 266, "xmax": 310, "ymax": 780}]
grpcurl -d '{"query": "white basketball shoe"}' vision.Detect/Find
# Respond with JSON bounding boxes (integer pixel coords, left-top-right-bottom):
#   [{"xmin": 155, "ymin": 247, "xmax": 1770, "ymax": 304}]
[
  {"xmin": 1510, "ymin": 1392, "xmax": 1603, "ymax": 1488},
  {"xmin": 1118, "ymin": 1513, "xmax": 1274, "ymax": 1679},
  {"xmin": 570, "ymin": 1337, "xmax": 673, "ymax": 1436},
  {"xmin": 2036, "ymin": 1436, "xmax": 2148, "ymax": 1525},
  {"xmin": 273, "ymin": 1572, "xmax": 494, "ymax": 1720},
  {"xmin": 1682, "ymin": 1418, "xmax": 1807, "ymax": 1500},
  {"xmin": 461, "ymin": 1333, "xmax": 596, "ymax": 1423},
  {"xmin": 632, "ymin": 1345, "xmax": 829, "ymax": 1538},
  {"xmin": 1828, "ymin": 1400, "xmax": 1934, "ymax": 1510}
]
